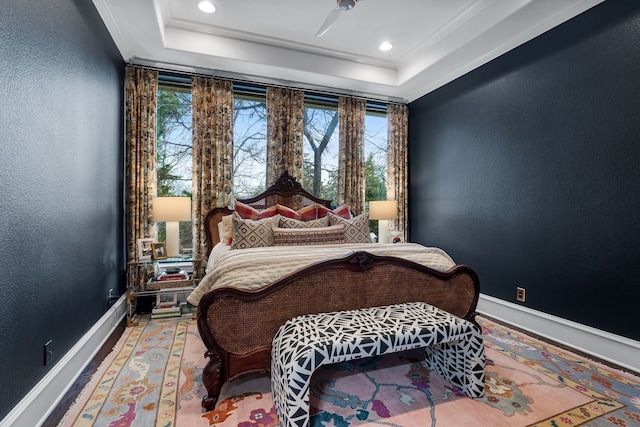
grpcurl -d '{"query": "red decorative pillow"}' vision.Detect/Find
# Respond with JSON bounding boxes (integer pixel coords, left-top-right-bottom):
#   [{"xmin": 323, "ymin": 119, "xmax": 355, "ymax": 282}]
[
  {"xmin": 276, "ymin": 204, "xmax": 301, "ymax": 220},
  {"xmin": 296, "ymin": 203, "xmax": 353, "ymax": 221},
  {"xmin": 317, "ymin": 204, "xmax": 352, "ymax": 220},
  {"xmin": 297, "ymin": 204, "xmax": 320, "ymax": 221},
  {"xmin": 234, "ymin": 200, "xmax": 277, "ymax": 220}
]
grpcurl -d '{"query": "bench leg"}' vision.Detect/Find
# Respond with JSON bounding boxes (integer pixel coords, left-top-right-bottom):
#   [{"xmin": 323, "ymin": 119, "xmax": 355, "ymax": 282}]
[
  {"xmin": 272, "ymin": 361, "xmax": 313, "ymax": 427},
  {"xmin": 424, "ymin": 331, "xmax": 486, "ymax": 398}
]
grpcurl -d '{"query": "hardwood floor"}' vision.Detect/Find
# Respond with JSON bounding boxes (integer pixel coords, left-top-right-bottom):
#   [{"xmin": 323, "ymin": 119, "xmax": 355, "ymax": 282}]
[
  {"xmin": 40, "ymin": 314, "xmax": 639, "ymax": 426},
  {"xmin": 482, "ymin": 314, "xmax": 640, "ymax": 377},
  {"xmin": 41, "ymin": 319, "xmax": 126, "ymax": 427}
]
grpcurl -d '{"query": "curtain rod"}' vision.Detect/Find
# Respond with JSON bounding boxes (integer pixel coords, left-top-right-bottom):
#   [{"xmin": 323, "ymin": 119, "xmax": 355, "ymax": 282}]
[{"xmin": 126, "ymin": 60, "xmax": 407, "ymax": 105}]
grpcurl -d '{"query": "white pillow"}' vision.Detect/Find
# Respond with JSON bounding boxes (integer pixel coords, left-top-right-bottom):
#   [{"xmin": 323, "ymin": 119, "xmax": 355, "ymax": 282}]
[
  {"xmin": 217, "ymin": 221, "xmax": 224, "ymax": 243},
  {"xmin": 220, "ymin": 214, "xmax": 233, "ymax": 245}
]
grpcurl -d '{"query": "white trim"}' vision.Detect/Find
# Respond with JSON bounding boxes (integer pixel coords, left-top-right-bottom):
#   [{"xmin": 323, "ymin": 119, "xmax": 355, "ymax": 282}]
[
  {"xmin": 0, "ymin": 296, "xmax": 127, "ymax": 427},
  {"xmin": 478, "ymin": 294, "xmax": 640, "ymax": 374}
]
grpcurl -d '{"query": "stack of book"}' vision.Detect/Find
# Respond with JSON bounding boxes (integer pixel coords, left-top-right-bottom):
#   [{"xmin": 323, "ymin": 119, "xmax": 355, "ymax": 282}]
[
  {"xmin": 151, "ymin": 293, "xmax": 181, "ymax": 319},
  {"xmin": 156, "ymin": 269, "xmax": 189, "ymax": 281}
]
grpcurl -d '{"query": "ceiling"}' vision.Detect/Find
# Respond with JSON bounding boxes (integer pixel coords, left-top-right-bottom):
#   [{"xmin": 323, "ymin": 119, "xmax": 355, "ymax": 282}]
[{"xmin": 93, "ymin": 0, "xmax": 604, "ymax": 102}]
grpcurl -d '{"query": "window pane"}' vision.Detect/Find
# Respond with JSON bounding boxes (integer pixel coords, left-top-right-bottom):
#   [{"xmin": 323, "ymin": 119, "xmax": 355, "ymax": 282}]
[
  {"xmin": 303, "ymin": 103, "xmax": 339, "ymax": 201},
  {"xmin": 157, "ymin": 87, "xmax": 193, "ymax": 196},
  {"xmin": 365, "ymin": 110, "xmax": 388, "ymax": 237},
  {"xmin": 364, "ymin": 111, "xmax": 388, "ymax": 203},
  {"xmin": 233, "ymin": 94, "xmax": 267, "ymax": 199},
  {"xmin": 156, "ymin": 85, "xmax": 193, "ymax": 254}
]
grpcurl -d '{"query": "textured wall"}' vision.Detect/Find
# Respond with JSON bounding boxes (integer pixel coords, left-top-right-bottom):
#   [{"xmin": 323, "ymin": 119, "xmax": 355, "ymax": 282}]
[
  {"xmin": 408, "ymin": 1, "xmax": 640, "ymax": 341},
  {"xmin": 0, "ymin": 0, "xmax": 124, "ymax": 419}
]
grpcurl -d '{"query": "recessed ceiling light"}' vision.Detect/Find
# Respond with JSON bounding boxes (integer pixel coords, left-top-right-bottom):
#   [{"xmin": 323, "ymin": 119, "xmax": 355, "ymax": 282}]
[
  {"xmin": 378, "ymin": 42, "xmax": 393, "ymax": 51},
  {"xmin": 198, "ymin": 1, "xmax": 216, "ymax": 13}
]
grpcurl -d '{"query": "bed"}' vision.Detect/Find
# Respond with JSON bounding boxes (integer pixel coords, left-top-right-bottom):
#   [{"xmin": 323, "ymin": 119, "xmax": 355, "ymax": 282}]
[{"xmin": 192, "ymin": 171, "xmax": 480, "ymax": 410}]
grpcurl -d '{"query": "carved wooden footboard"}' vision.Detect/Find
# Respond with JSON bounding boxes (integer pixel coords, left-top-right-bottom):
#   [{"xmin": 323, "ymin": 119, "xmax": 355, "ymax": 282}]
[{"xmin": 196, "ymin": 250, "xmax": 480, "ymax": 410}]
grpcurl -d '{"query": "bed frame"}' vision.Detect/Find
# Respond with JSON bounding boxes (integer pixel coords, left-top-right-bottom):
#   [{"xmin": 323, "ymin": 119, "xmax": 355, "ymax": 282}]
[{"xmin": 196, "ymin": 171, "xmax": 480, "ymax": 410}]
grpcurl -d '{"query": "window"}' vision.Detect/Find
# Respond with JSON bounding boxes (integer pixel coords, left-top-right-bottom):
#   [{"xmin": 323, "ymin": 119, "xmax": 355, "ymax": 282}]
[
  {"xmin": 156, "ymin": 81, "xmax": 193, "ymax": 252},
  {"xmin": 303, "ymin": 100, "xmax": 339, "ymax": 201},
  {"xmin": 364, "ymin": 108, "xmax": 388, "ymax": 203},
  {"xmin": 233, "ymin": 91, "xmax": 267, "ymax": 199},
  {"xmin": 302, "ymin": 98, "xmax": 388, "ymax": 209},
  {"xmin": 153, "ymin": 75, "xmax": 389, "ymax": 249}
]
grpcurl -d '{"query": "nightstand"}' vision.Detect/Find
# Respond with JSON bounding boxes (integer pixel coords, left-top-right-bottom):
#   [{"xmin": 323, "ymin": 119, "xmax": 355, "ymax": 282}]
[{"xmin": 126, "ymin": 258, "xmax": 201, "ymax": 326}]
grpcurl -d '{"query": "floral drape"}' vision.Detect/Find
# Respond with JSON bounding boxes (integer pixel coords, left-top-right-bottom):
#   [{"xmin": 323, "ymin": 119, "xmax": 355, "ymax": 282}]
[
  {"xmin": 337, "ymin": 96, "xmax": 366, "ymax": 215},
  {"xmin": 266, "ymin": 87, "xmax": 305, "ymax": 183},
  {"xmin": 191, "ymin": 77, "xmax": 234, "ymax": 262},
  {"xmin": 126, "ymin": 67, "xmax": 406, "ymax": 257},
  {"xmin": 387, "ymin": 103, "xmax": 408, "ymax": 240},
  {"xmin": 125, "ymin": 66, "xmax": 158, "ymax": 261}
]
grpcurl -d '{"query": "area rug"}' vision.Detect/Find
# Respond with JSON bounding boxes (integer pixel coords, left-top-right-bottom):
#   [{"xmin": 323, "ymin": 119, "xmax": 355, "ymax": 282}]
[
  {"xmin": 58, "ymin": 317, "xmax": 208, "ymax": 427},
  {"xmin": 59, "ymin": 316, "xmax": 640, "ymax": 427}
]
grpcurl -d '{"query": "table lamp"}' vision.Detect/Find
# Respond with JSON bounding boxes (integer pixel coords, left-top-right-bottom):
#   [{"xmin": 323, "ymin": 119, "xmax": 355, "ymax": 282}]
[
  {"xmin": 152, "ymin": 197, "xmax": 192, "ymax": 258},
  {"xmin": 369, "ymin": 200, "xmax": 398, "ymax": 244}
]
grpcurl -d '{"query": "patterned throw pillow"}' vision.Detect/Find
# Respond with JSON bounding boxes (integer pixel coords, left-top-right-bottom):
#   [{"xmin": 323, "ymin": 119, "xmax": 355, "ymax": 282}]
[
  {"xmin": 276, "ymin": 204, "xmax": 301, "ymax": 220},
  {"xmin": 298, "ymin": 203, "xmax": 352, "ymax": 221},
  {"xmin": 279, "ymin": 216, "xmax": 329, "ymax": 228},
  {"xmin": 272, "ymin": 225, "xmax": 346, "ymax": 246},
  {"xmin": 297, "ymin": 204, "xmax": 321, "ymax": 221},
  {"xmin": 234, "ymin": 200, "xmax": 277, "ymax": 220},
  {"xmin": 327, "ymin": 213, "xmax": 372, "ymax": 243},
  {"xmin": 318, "ymin": 204, "xmax": 352, "ymax": 219},
  {"xmin": 231, "ymin": 212, "xmax": 280, "ymax": 249}
]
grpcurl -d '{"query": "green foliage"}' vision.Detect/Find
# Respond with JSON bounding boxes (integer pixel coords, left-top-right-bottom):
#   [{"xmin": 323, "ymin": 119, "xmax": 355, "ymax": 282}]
[
  {"xmin": 365, "ymin": 153, "xmax": 386, "ymax": 202},
  {"xmin": 156, "ymin": 89, "xmax": 192, "ymax": 197},
  {"xmin": 156, "ymin": 88, "xmax": 194, "ymax": 251},
  {"xmin": 365, "ymin": 153, "xmax": 386, "ymax": 235},
  {"xmin": 154, "ymin": 85, "xmax": 390, "ymax": 247}
]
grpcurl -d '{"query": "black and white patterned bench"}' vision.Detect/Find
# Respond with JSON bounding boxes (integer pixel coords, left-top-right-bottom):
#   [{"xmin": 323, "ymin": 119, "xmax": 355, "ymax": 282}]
[{"xmin": 271, "ymin": 302, "xmax": 486, "ymax": 427}]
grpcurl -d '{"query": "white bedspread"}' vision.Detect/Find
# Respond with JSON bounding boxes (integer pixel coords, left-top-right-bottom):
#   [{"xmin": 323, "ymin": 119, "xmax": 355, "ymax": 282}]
[{"xmin": 187, "ymin": 243, "xmax": 457, "ymax": 306}]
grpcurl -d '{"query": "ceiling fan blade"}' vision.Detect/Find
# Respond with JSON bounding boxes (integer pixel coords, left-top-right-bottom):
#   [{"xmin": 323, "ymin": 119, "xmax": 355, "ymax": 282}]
[{"xmin": 315, "ymin": 7, "xmax": 342, "ymax": 37}]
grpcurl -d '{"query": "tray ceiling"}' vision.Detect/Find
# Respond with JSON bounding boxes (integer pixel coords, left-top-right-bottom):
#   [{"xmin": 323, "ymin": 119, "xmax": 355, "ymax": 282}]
[{"xmin": 93, "ymin": 0, "xmax": 604, "ymax": 101}]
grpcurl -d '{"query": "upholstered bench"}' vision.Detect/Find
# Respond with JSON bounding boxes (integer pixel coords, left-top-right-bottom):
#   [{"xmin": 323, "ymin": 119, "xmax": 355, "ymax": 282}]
[{"xmin": 271, "ymin": 301, "xmax": 486, "ymax": 427}]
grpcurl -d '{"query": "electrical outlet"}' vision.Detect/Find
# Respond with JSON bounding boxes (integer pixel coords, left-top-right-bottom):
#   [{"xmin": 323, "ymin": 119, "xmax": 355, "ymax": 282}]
[
  {"xmin": 44, "ymin": 340, "xmax": 53, "ymax": 366},
  {"xmin": 516, "ymin": 287, "xmax": 526, "ymax": 302}
]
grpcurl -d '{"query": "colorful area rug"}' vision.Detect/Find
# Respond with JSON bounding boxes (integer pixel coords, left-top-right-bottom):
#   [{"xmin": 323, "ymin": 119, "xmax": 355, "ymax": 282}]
[{"xmin": 59, "ymin": 316, "xmax": 640, "ymax": 427}]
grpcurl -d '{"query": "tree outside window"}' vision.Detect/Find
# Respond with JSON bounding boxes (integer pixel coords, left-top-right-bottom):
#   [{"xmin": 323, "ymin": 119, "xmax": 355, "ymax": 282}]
[
  {"xmin": 302, "ymin": 103, "xmax": 388, "ymax": 216},
  {"xmin": 233, "ymin": 94, "xmax": 267, "ymax": 199},
  {"xmin": 156, "ymin": 85, "xmax": 193, "ymax": 252},
  {"xmin": 303, "ymin": 103, "xmax": 339, "ymax": 202},
  {"xmin": 155, "ymin": 80, "xmax": 389, "ymax": 247}
]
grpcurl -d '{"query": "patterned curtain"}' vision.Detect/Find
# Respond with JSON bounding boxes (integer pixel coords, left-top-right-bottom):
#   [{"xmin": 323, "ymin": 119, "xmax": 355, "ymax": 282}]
[
  {"xmin": 387, "ymin": 103, "xmax": 408, "ymax": 240},
  {"xmin": 266, "ymin": 87, "xmax": 305, "ymax": 184},
  {"xmin": 337, "ymin": 96, "xmax": 366, "ymax": 214},
  {"xmin": 191, "ymin": 77, "xmax": 234, "ymax": 263},
  {"xmin": 125, "ymin": 66, "xmax": 158, "ymax": 261}
]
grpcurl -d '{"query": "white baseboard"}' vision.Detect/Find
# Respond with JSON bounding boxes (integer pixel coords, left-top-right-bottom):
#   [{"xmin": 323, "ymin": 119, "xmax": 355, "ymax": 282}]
[
  {"xmin": 478, "ymin": 294, "xmax": 640, "ymax": 374},
  {"xmin": 1, "ymin": 296, "xmax": 127, "ymax": 427},
  {"xmin": 3, "ymin": 294, "xmax": 637, "ymax": 426}
]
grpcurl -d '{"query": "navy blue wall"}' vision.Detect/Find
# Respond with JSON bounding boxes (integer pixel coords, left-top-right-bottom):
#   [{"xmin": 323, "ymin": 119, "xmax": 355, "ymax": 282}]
[
  {"xmin": 408, "ymin": 1, "xmax": 640, "ymax": 341},
  {"xmin": 0, "ymin": 0, "xmax": 124, "ymax": 419}
]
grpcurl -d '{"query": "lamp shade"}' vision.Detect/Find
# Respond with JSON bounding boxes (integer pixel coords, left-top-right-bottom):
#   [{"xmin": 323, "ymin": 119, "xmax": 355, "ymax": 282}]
[
  {"xmin": 369, "ymin": 200, "xmax": 398, "ymax": 220},
  {"xmin": 152, "ymin": 197, "xmax": 192, "ymax": 222}
]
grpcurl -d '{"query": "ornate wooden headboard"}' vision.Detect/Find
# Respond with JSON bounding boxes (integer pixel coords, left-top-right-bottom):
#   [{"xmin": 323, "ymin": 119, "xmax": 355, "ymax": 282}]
[{"xmin": 203, "ymin": 171, "xmax": 333, "ymax": 254}]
